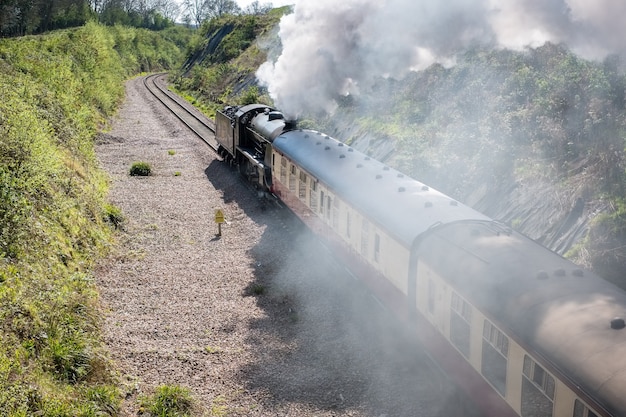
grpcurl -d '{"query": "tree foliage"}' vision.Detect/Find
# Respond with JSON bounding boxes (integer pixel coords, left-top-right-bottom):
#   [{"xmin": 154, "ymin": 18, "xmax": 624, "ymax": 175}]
[
  {"xmin": 0, "ymin": 0, "xmax": 95, "ymax": 36},
  {"xmin": 182, "ymin": 0, "xmax": 240, "ymax": 28},
  {"xmin": 0, "ymin": 0, "xmax": 280, "ymax": 37},
  {"xmin": 0, "ymin": 0, "xmax": 180, "ymax": 37}
]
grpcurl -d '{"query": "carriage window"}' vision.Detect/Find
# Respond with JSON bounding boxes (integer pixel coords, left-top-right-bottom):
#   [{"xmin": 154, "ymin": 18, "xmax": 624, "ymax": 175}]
[
  {"xmin": 482, "ymin": 320, "xmax": 508, "ymax": 396},
  {"xmin": 299, "ymin": 171, "xmax": 307, "ymax": 199},
  {"xmin": 310, "ymin": 181, "xmax": 318, "ymax": 211},
  {"xmin": 332, "ymin": 198, "xmax": 339, "ymax": 228},
  {"xmin": 450, "ymin": 292, "xmax": 471, "ymax": 358},
  {"xmin": 280, "ymin": 156, "xmax": 287, "ymax": 183},
  {"xmin": 374, "ymin": 234, "xmax": 380, "ymax": 262},
  {"xmin": 346, "ymin": 212, "xmax": 351, "ymax": 238},
  {"xmin": 326, "ymin": 196, "xmax": 332, "ymax": 220},
  {"xmin": 521, "ymin": 355, "xmax": 555, "ymax": 417},
  {"xmin": 360, "ymin": 219, "xmax": 369, "ymax": 257},
  {"xmin": 320, "ymin": 191, "xmax": 325, "ymax": 214},
  {"xmin": 573, "ymin": 399, "xmax": 599, "ymax": 417},
  {"xmin": 427, "ymin": 279, "xmax": 435, "ymax": 315},
  {"xmin": 289, "ymin": 164, "xmax": 296, "ymax": 192},
  {"xmin": 484, "ymin": 320, "xmax": 509, "ymax": 357}
]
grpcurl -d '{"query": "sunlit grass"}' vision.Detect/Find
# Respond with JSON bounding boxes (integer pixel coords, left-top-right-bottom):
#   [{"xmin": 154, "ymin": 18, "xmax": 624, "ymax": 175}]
[{"xmin": 0, "ymin": 21, "xmax": 184, "ymax": 415}]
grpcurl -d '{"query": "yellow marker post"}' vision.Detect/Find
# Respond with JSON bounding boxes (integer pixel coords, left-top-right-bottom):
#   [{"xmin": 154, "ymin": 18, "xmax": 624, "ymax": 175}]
[{"xmin": 215, "ymin": 209, "xmax": 225, "ymax": 236}]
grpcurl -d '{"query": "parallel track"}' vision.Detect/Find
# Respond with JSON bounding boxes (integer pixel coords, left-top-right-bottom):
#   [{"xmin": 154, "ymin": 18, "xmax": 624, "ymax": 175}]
[{"xmin": 143, "ymin": 73, "xmax": 220, "ymax": 151}]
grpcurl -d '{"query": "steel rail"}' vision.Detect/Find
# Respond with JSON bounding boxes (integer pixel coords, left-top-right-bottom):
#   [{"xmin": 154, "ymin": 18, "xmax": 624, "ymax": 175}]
[{"xmin": 143, "ymin": 73, "xmax": 219, "ymax": 151}]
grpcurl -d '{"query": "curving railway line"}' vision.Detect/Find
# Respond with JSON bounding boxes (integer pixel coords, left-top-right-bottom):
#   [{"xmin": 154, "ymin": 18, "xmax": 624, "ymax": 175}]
[{"xmin": 143, "ymin": 73, "xmax": 219, "ymax": 151}]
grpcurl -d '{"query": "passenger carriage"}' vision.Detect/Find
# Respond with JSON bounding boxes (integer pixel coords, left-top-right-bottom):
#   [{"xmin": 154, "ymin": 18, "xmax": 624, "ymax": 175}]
[{"xmin": 216, "ymin": 104, "xmax": 626, "ymax": 417}]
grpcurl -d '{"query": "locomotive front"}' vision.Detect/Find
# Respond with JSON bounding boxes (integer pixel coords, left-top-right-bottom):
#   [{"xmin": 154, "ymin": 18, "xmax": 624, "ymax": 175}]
[{"xmin": 215, "ymin": 104, "xmax": 294, "ymax": 195}]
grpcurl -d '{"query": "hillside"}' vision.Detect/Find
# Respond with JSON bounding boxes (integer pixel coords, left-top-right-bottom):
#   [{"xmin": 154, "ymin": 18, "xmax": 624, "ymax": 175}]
[
  {"xmin": 321, "ymin": 45, "xmax": 626, "ymax": 286},
  {"xmin": 0, "ymin": 22, "xmax": 188, "ymax": 415},
  {"xmin": 175, "ymin": 13, "xmax": 626, "ymax": 289}
]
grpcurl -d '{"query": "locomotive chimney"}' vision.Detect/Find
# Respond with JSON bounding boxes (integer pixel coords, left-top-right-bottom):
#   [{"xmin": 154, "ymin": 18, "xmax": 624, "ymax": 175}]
[{"xmin": 284, "ymin": 119, "xmax": 297, "ymax": 131}]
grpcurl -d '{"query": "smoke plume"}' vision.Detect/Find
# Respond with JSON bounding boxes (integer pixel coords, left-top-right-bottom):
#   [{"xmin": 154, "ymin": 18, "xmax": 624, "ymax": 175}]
[{"xmin": 257, "ymin": 0, "xmax": 626, "ymax": 118}]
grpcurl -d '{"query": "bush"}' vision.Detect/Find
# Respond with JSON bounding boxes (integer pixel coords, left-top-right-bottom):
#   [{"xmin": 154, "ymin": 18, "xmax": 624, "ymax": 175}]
[
  {"xmin": 104, "ymin": 203, "xmax": 124, "ymax": 229},
  {"xmin": 139, "ymin": 385, "xmax": 194, "ymax": 417},
  {"xmin": 129, "ymin": 161, "xmax": 152, "ymax": 176}
]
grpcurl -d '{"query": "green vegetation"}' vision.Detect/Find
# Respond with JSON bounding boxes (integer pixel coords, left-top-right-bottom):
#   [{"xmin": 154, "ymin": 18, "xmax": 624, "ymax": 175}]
[
  {"xmin": 138, "ymin": 385, "xmax": 195, "ymax": 417},
  {"xmin": 1, "ymin": 0, "xmax": 180, "ymax": 37},
  {"xmin": 204, "ymin": 345, "xmax": 221, "ymax": 354},
  {"xmin": 382, "ymin": 46, "xmax": 626, "ymax": 196},
  {"xmin": 250, "ymin": 283, "xmax": 266, "ymax": 295},
  {"xmin": 172, "ymin": 7, "xmax": 290, "ymax": 116},
  {"xmin": 210, "ymin": 395, "xmax": 229, "ymax": 417},
  {"xmin": 130, "ymin": 161, "xmax": 153, "ymax": 176},
  {"xmin": 0, "ymin": 22, "xmax": 185, "ymax": 415},
  {"xmin": 104, "ymin": 203, "xmax": 124, "ymax": 229}
]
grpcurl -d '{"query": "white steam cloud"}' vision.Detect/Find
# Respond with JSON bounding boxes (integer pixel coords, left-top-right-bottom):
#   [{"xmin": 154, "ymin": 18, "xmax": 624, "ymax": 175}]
[{"xmin": 257, "ymin": 0, "xmax": 626, "ymax": 118}]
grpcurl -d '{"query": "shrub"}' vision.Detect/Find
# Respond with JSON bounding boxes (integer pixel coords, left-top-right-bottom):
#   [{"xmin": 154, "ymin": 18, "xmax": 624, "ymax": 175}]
[
  {"xmin": 240, "ymin": 86, "xmax": 259, "ymax": 105},
  {"xmin": 85, "ymin": 385, "xmax": 121, "ymax": 416},
  {"xmin": 139, "ymin": 385, "xmax": 194, "ymax": 417},
  {"xmin": 251, "ymin": 283, "xmax": 265, "ymax": 295},
  {"xmin": 129, "ymin": 161, "xmax": 152, "ymax": 176},
  {"xmin": 104, "ymin": 203, "xmax": 124, "ymax": 229}
]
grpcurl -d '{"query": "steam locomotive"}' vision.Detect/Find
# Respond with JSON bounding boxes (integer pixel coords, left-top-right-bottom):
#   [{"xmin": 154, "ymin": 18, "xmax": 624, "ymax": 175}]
[{"xmin": 215, "ymin": 104, "xmax": 626, "ymax": 417}]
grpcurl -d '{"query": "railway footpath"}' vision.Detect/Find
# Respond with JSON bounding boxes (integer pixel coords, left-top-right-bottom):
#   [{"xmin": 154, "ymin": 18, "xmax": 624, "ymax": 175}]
[{"xmin": 94, "ymin": 76, "xmax": 477, "ymax": 416}]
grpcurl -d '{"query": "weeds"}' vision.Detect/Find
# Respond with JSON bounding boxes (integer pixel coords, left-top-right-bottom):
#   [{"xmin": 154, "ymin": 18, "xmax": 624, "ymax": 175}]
[
  {"xmin": 104, "ymin": 203, "xmax": 124, "ymax": 229},
  {"xmin": 130, "ymin": 161, "xmax": 152, "ymax": 176},
  {"xmin": 205, "ymin": 345, "xmax": 221, "ymax": 354},
  {"xmin": 138, "ymin": 385, "xmax": 195, "ymax": 417},
  {"xmin": 251, "ymin": 283, "xmax": 265, "ymax": 295}
]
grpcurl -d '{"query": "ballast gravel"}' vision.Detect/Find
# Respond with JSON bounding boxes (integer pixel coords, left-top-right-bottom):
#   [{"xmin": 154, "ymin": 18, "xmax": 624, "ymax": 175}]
[{"xmin": 94, "ymin": 76, "xmax": 479, "ymax": 417}]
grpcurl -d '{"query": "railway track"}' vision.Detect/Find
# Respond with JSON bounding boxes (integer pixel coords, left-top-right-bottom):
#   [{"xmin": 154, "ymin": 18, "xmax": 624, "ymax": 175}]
[{"xmin": 143, "ymin": 73, "xmax": 220, "ymax": 151}]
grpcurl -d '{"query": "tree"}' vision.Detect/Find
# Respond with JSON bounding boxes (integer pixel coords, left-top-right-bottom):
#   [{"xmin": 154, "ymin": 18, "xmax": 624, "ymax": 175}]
[
  {"xmin": 243, "ymin": 0, "xmax": 272, "ymax": 15},
  {"xmin": 97, "ymin": 0, "xmax": 176, "ymax": 28},
  {"xmin": 99, "ymin": 0, "xmax": 129, "ymax": 25},
  {"xmin": 204, "ymin": 0, "xmax": 239, "ymax": 19},
  {"xmin": 182, "ymin": 0, "xmax": 239, "ymax": 27},
  {"xmin": 181, "ymin": 0, "xmax": 204, "ymax": 27},
  {"xmin": 0, "ymin": 0, "xmax": 92, "ymax": 36},
  {"xmin": 152, "ymin": 0, "xmax": 179, "ymax": 22},
  {"xmin": 38, "ymin": 0, "xmax": 93, "ymax": 32}
]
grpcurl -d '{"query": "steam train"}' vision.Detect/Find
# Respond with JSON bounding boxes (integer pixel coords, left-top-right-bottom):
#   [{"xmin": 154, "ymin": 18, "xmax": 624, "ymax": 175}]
[{"xmin": 215, "ymin": 104, "xmax": 626, "ymax": 417}]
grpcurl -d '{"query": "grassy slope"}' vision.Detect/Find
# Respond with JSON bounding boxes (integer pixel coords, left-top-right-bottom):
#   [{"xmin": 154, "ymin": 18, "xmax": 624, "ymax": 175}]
[
  {"xmin": 171, "ymin": 7, "xmax": 289, "ymax": 117},
  {"xmin": 0, "ymin": 22, "xmax": 187, "ymax": 416}
]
